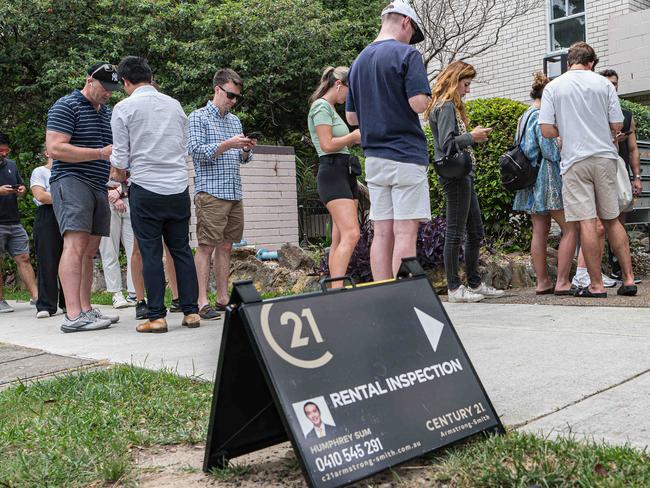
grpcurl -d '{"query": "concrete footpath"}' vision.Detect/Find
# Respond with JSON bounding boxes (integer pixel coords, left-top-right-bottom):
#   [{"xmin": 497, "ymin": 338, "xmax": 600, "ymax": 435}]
[{"xmin": 0, "ymin": 299, "xmax": 648, "ymax": 451}]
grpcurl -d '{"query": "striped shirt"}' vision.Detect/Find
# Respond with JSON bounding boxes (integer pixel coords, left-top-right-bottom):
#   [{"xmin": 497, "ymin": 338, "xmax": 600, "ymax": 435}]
[
  {"xmin": 188, "ymin": 102, "xmax": 252, "ymax": 201},
  {"xmin": 47, "ymin": 89, "xmax": 113, "ymax": 192}
]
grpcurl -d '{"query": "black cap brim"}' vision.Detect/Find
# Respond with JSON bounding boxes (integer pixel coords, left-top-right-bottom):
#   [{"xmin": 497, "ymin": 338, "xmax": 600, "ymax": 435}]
[
  {"xmin": 410, "ymin": 26, "xmax": 424, "ymax": 45},
  {"xmin": 98, "ymin": 80, "xmax": 121, "ymax": 91}
]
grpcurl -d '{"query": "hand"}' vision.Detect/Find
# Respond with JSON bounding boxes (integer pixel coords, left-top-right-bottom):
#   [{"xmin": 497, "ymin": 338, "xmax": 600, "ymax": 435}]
[
  {"xmin": 15, "ymin": 185, "xmax": 26, "ymax": 196},
  {"xmin": 101, "ymin": 144, "xmax": 113, "ymax": 160},
  {"xmin": 0, "ymin": 184, "xmax": 17, "ymax": 196},
  {"xmin": 226, "ymin": 134, "xmax": 253, "ymax": 150},
  {"xmin": 633, "ymin": 179, "xmax": 642, "ymax": 197},
  {"xmin": 108, "ymin": 188, "xmax": 121, "ymax": 204},
  {"xmin": 349, "ymin": 129, "xmax": 361, "ymax": 146},
  {"xmin": 110, "ymin": 166, "xmax": 128, "ymax": 182},
  {"xmin": 243, "ymin": 136, "xmax": 258, "ymax": 153},
  {"xmin": 114, "ymin": 199, "xmax": 127, "ymax": 213},
  {"xmin": 470, "ymin": 126, "xmax": 492, "ymax": 143},
  {"xmin": 614, "ymin": 131, "xmax": 629, "ymax": 143}
]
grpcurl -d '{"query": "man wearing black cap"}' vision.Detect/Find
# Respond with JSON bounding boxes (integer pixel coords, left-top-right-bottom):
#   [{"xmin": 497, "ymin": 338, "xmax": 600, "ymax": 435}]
[
  {"xmin": 45, "ymin": 62, "xmax": 120, "ymax": 333},
  {"xmin": 345, "ymin": 1, "xmax": 431, "ymax": 282}
]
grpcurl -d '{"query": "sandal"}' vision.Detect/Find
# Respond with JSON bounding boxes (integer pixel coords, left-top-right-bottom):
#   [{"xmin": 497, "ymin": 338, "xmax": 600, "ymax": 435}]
[
  {"xmin": 617, "ymin": 285, "xmax": 637, "ymax": 296},
  {"xmin": 553, "ymin": 289, "xmax": 574, "ymax": 296},
  {"xmin": 536, "ymin": 287, "xmax": 554, "ymax": 295},
  {"xmin": 574, "ymin": 287, "xmax": 607, "ymax": 298},
  {"xmin": 214, "ymin": 302, "xmax": 228, "ymax": 312}
]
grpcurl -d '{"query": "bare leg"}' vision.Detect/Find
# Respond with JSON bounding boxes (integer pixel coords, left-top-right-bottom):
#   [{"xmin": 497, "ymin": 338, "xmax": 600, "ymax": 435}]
[
  {"xmin": 131, "ymin": 238, "xmax": 145, "ymax": 301},
  {"xmin": 13, "ymin": 253, "xmax": 38, "ymax": 299},
  {"xmin": 194, "ymin": 244, "xmax": 214, "ymax": 308},
  {"xmin": 59, "ymin": 231, "xmax": 90, "ymax": 318},
  {"xmin": 576, "ymin": 218, "xmax": 606, "ymax": 269},
  {"xmin": 601, "ymin": 218, "xmax": 634, "ymax": 286},
  {"xmin": 80, "ymin": 235, "xmax": 101, "ymax": 311},
  {"xmin": 391, "ymin": 219, "xmax": 420, "ymax": 277},
  {"xmin": 578, "ymin": 219, "xmax": 605, "ymax": 293},
  {"xmin": 328, "ymin": 219, "xmax": 341, "ymax": 281},
  {"xmin": 549, "ymin": 210, "xmax": 578, "ymax": 292},
  {"xmin": 529, "ymin": 214, "xmax": 552, "ymax": 292},
  {"xmin": 326, "ymin": 199, "xmax": 360, "ymax": 288},
  {"xmin": 370, "ymin": 220, "xmax": 394, "ymax": 281},
  {"xmin": 163, "ymin": 242, "xmax": 179, "ymax": 299},
  {"xmin": 213, "ymin": 242, "xmax": 233, "ymax": 306}
]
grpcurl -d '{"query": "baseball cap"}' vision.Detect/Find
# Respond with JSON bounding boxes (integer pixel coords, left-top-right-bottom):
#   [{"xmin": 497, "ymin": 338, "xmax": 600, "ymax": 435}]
[
  {"xmin": 88, "ymin": 62, "xmax": 121, "ymax": 91},
  {"xmin": 381, "ymin": 1, "xmax": 425, "ymax": 45}
]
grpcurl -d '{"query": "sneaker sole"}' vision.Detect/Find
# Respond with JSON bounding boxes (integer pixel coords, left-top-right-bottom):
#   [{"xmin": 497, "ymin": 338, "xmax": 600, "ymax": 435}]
[
  {"xmin": 113, "ymin": 303, "xmax": 130, "ymax": 309},
  {"xmin": 448, "ymin": 296, "xmax": 484, "ymax": 303},
  {"xmin": 61, "ymin": 323, "xmax": 112, "ymax": 333},
  {"xmin": 0, "ymin": 309, "xmax": 15, "ymax": 313}
]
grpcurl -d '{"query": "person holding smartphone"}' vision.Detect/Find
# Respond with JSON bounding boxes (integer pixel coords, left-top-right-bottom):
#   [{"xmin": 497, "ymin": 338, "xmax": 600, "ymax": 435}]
[{"xmin": 425, "ymin": 61, "xmax": 504, "ymax": 303}]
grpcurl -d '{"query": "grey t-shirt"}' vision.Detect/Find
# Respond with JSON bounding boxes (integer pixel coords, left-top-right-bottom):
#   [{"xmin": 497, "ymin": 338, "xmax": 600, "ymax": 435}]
[{"xmin": 539, "ymin": 69, "xmax": 623, "ymax": 174}]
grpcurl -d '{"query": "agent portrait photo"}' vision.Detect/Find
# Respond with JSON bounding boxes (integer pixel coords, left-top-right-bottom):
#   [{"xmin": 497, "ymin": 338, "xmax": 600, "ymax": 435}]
[{"xmin": 292, "ymin": 396, "xmax": 338, "ymax": 440}]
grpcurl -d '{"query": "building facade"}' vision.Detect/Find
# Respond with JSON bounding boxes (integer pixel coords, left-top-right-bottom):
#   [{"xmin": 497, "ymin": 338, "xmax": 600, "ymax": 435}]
[{"xmin": 451, "ymin": 0, "xmax": 650, "ymax": 104}]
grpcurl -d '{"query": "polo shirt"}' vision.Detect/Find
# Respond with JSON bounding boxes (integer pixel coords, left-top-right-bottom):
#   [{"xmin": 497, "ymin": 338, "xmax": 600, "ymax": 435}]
[
  {"xmin": 47, "ymin": 89, "xmax": 113, "ymax": 192},
  {"xmin": 0, "ymin": 159, "xmax": 24, "ymax": 224}
]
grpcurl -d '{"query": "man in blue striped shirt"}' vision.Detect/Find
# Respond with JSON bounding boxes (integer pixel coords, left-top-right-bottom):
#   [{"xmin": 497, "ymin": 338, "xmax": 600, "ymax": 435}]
[
  {"xmin": 46, "ymin": 62, "xmax": 120, "ymax": 333},
  {"xmin": 188, "ymin": 69, "xmax": 257, "ymax": 318}
]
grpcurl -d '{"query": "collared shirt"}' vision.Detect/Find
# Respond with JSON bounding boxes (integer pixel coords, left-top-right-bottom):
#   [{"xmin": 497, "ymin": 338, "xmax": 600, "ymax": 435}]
[
  {"xmin": 188, "ymin": 101, "xmax": 252, "ymax": 201},
  {"xmin": 47, "ymin": 89, "xmax": 112, "ymax": 192},
  {"xmin": 110, "ymin": 85, "xmax": 189, "ymax": 195}
]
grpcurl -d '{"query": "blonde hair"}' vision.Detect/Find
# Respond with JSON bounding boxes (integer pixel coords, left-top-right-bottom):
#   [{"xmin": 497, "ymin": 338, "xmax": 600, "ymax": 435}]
[
  {"xmin": 309, "ymin": 66, "xmax": 349, "ymax": 104},
  {"xmin": 424, "ymin": 61, "xmax": 477, "ymax": 124}
]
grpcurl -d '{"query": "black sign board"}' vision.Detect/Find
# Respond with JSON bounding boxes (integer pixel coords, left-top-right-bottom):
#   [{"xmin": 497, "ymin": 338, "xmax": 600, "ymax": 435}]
[{"xmin": 204, "ymin": 259, "xmax": 503, "ymax": 487}]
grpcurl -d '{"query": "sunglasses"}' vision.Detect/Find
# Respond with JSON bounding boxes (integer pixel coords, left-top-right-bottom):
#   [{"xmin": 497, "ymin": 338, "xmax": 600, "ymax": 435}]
[
  {"xmin": 219, "ymin": 86, "xmax": 242, "ymax": 100},
  {"xmin": 90, "ymin": 63, "xmax": 116, "ymax": 78}
]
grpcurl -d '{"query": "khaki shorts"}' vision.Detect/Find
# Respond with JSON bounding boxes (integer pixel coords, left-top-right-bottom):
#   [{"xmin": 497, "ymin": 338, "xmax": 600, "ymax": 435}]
[
  {"xmin": 365, "ymin": 157, "xmax": 431, "ymax": 221},
  {"xmin": 562, "ymin": 156, "xmax": 619, "ymax": 222},
  {"xmin": 195, "ymin": 192, "xmax": 244, "ymax": 245}
]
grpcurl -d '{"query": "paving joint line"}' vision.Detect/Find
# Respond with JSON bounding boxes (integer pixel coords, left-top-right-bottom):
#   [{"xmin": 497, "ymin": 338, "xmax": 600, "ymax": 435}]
[
  {"xmin": 512, "ymin": 368, "xmax": 650, "ymax": 429},
  {"xmin": 0, "ymin": 352, "xmax": 48, "ymax": 365}
]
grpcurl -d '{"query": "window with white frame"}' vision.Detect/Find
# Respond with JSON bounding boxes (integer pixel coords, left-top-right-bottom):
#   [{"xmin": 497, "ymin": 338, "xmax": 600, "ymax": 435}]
[{"xmin": 548, "ymin": 0, "xmax": 586, "ymax": 52}]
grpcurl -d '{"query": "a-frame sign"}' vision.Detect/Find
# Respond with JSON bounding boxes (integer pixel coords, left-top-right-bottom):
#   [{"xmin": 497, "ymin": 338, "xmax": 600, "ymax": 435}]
[{"xmin": 204, "ymin": 258, "xmax": 503, "ymax": 487}]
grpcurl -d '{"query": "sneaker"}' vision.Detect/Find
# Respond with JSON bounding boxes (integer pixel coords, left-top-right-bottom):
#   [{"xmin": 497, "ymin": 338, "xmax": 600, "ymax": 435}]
[
  {"xmin": 169, "ymin": 298, "xmax": 182, "ymax": 313},
  {"xmin": 572, "ymin": 270, "xmax": 617, "ymax": 288},
  {"xmin": 36, "ymin": 310, "xmax": 51, "ymax": 318},
  {"xmin": 29, "ymin": 298, "xmax": 37, "ymax": 307},
  {"xmin": 112, "ymin": 292, "xmax": 130, "ymax": 309},
  {"xmin": 448, "ymin": 285, "xmax": 484, "ymax": 303},
  {"xmin": 135, "ymin": 300, "xmax": 149, "ymax": 320},
  {"xmin": 61, "ymin": 312, "xmax": 111, "ymax": 333},
  {"xmin": 469, "ymin": 283, "xmax": 505, "ymax": 298},
  {"xmin": 610, "ymin": 271, "xmax": 642, "ymax": 285},
  {"xmin": 125, "ymin": 294, "xmax": 138, "ymax": 306},
  {"xmin": 0, "ymin": 299, "xmax": 14, "ymax": 313},
  {"xmin": 198, "ymin": 304, "xmax": 221, "ymax": 320},
  {"xmin": 85, "ymin": 308, "xmax": 120, "ymax": 324}
]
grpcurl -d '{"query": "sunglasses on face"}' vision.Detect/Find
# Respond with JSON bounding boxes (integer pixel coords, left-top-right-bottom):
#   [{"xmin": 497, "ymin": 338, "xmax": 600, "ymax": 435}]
[{"xmin": 219, "ymin": 86, "xmax": 242, "ymax": 100}]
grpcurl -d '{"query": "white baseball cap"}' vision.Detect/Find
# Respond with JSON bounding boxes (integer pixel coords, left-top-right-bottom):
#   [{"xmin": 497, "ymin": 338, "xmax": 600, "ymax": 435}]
[{"xmin": 381, "ymin": 1, "xmax": 425, "ymax": 44}]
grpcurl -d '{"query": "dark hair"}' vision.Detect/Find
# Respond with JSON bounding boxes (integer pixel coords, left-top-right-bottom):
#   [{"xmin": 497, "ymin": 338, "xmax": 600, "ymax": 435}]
[
  {"xmin": 0, "ymin": 132, "xmax": 9, "ymax": 146},
  {"xmin": 308, "ymin": 66, "xmax": 349, "ymax": 104},
  {"xmin": 567, "ymin": 42, "xmax": 599, "ymax": 68},
  {"xmin": 599, "ymin": 69, "xmax": 618, "ymax": 79},
  {"xmin": 117, "ymin": 56, "xmax": 153, "ymax": 85},
  {"xmin": 212, "ymin": 68, "xmax": 242, "ymax": 90},
  {"xmin": 530, "ymin": 72, "xmax": 550, "ymax": 100},
  {"xmin": 303, "ymin": 401, "xmax": 320, "ymax": 414}
]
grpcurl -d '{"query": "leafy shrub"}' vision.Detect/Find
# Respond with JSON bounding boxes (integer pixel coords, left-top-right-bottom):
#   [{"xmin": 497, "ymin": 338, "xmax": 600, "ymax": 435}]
[
  {"xmin": 620, "ymin": 99, "xmax": 650, "ymax": 141},
  {"xmin": 426, "ymin": 97, "xmax": 531, "ymax": 250}
]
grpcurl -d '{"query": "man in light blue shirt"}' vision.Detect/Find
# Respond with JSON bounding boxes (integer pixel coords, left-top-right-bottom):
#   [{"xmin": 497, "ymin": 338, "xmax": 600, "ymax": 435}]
[
  {"xmin": 110, "ymin": 56, "xmax": 200, "ymax": 333},
  {"xmin": 188, "ymin": 69, "xmax": 257, "ymax": 318}
]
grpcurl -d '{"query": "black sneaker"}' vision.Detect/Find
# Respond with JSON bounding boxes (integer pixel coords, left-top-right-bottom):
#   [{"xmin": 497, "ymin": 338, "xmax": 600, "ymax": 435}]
[
  {"xmin": 169, "ymin": 298, "xmax": 182, "ymax": 313},
  {"xmin": 610, "ymin": 271, "xmax": 642, "ymax": 285},
  {"xmin": 135, "ymin": 300, "xmax": 149, "ymax": 320}
]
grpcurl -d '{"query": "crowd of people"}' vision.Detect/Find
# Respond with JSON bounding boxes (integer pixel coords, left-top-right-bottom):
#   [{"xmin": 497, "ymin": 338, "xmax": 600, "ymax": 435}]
[{"xmin": 0, "ymin": 1, "xmax": 643, "ymax": 332}]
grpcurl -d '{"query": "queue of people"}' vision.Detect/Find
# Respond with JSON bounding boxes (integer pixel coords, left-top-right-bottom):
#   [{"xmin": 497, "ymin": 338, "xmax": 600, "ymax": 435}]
[{"xmin": 0, "ymin": 1, "xmax": 642, "ymax": 332}]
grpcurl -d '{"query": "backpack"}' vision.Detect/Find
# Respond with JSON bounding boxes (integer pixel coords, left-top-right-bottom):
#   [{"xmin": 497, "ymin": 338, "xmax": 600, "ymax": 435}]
[{"xmin": 499, "ymin": 109, "xmax": 541, "ymax": 191}]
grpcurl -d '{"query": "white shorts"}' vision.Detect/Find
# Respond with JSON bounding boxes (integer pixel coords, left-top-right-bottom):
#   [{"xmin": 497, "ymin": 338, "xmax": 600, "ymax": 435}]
[{"xmin": 365, "ymin": 157, "xmax": 431, "ymax": 221}]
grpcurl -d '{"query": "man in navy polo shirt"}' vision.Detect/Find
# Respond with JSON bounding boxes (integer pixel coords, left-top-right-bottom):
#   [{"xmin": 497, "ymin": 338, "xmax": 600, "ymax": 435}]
[
  {"xmin": 46, "ymin": 62, "xmax": 120, "ymax": 333},
  {"xmin": 346, "ymin": 1, "xmax": 431, "ymax": 281}
]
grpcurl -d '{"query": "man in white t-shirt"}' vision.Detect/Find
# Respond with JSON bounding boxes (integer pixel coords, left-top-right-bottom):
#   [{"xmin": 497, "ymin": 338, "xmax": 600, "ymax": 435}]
[{"xmin": 539, "ymin": 41, "xmax": 636, "ymax": 298}]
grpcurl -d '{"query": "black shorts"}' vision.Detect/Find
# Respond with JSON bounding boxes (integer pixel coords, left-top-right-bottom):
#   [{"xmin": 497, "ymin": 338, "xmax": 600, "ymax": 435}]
[{"xmin": 317, "ymin": 154, "xmax": 359, "ymax": 205}]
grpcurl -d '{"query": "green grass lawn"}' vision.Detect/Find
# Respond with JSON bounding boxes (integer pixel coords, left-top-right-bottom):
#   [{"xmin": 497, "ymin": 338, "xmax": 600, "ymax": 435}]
[{"xmin": 0, "ymin": 366, "xmax": 648, "ymax": 487}]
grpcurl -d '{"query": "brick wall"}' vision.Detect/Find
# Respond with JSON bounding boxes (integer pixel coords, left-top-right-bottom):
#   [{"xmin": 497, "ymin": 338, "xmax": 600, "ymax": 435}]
[{"xmin": 188, "ymin": 145, "xmax": 299, "ymax": 251}]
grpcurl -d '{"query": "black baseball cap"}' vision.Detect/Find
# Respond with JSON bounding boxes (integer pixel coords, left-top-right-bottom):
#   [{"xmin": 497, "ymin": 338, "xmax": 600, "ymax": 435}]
[{"xmin": 88, "ymin": 62, "xmax": 121, "ymax": 91}]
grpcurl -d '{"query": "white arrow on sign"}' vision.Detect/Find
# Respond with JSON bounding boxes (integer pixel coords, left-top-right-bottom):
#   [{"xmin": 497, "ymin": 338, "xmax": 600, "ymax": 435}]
[{"xmin": 414, "ymin": 307, "xmax": 445, "ymax": 352}]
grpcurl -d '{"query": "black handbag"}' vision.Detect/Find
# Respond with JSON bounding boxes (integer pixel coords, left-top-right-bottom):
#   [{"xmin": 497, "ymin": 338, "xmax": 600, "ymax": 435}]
[
  {"xmin": 499, "ymin": 109, "xmax": 540, "ymax": 191},
  {"xmin": 433, "ymin": 134, "xmax": 472, "ymax": 179}
]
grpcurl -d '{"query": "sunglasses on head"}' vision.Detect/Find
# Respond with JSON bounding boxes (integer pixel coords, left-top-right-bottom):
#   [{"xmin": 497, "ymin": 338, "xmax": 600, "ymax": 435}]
[
  {"xmin": 90, "ymin": 63, "xmax": 116, "ymax": 78},
  {"xmin": 219, "ymin": 86, "xmax": 242, "ymax": 100}
]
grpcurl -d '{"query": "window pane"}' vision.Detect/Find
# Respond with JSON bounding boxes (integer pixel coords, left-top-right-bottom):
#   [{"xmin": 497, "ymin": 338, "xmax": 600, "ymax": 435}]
[
  {"xmin": 568, "ymin": 0, "xmax": 585, "ymax": 15},
  {"xmin": 551, "ymin": 16, "xmax": 585, "ymax": 51},
  {"xmin": 551, "ymin": 0, "xmax": 566, "ymax": 20}
]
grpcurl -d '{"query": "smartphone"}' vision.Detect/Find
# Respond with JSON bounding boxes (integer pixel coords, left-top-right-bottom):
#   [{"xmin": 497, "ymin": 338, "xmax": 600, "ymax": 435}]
[
  {"xmin": 11, "ymin": 184, "xmax": 20, "ymax": 190},
  {"xmin": 245, "ymin": 131, "xmax": 262, "ymax": 140},
  {"xmin": 621, "ymin": 130, "xmax": 633, "ymax": 136}
]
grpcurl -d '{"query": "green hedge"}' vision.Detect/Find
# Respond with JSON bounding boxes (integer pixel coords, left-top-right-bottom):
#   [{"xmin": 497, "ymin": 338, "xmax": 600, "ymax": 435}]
[
  {"xmin": 426, "ymin": 97, "xmax": 531, "ymax": 249},
  {"xmin": 621, "ymin": 99, "xmax": 650, "ymax": 141}
]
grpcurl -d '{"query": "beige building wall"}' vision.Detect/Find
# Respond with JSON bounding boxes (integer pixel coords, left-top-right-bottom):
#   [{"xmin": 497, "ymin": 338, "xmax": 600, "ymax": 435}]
[{"xmin": 188, "ymin": 145, "xmax": 299, "ymax": 251}]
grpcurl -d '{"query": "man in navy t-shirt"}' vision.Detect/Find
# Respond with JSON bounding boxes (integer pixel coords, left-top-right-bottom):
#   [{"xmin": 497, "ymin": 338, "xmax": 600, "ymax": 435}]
[
  {"xmin": 346, "ymin": 0, "xmax": 431, "ymax": 281},
  {"xmin": 46, "ymin": 62, "xmax": 120, "ymax": 333}
]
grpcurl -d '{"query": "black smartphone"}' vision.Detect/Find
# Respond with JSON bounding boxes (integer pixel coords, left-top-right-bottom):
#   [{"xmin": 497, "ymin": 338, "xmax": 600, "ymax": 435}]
[
  {"xmin": 11, "ymin": 184, "xmax": 20, "ymax": 190},
  {"xmin": 621, "ymin": 129, "xmax": 633, "ymax": 136},
  {"xmin": 246, "ymin": 131, "xmax": 262, "ymax": 140}
]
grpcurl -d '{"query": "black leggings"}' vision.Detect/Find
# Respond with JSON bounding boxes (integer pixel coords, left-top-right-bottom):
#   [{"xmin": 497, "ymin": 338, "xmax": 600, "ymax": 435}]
[
  {"xmin": 440, "ymin": 175, "xmax": 485, "ymax": 291},
  {"xmin": 317, "ymin": 154, "xmax": 359, "ymax": 205}
]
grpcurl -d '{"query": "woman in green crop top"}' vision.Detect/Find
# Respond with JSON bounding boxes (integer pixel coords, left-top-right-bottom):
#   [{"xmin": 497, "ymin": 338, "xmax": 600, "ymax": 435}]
[{"xmin": 308, "ymin": 66, "xmax": 361, "ymax": 288}]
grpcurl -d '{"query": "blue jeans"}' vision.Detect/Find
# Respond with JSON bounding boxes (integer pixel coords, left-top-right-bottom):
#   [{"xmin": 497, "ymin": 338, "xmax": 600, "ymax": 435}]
[
  {"xmin": 440, "ymin": 176, "xmax": 484, "ymax": 291},
  {"xmin": 129, "ymin": 184, "xmax": 198, "ymax": 320}
]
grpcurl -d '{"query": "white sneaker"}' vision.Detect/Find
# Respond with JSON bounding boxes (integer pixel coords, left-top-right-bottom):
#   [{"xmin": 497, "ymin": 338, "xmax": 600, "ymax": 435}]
[
  {"xmin": 470, "ymin": 283, "xmax": 505, "ymax": 298},
  {"xmin": 448, "ymin": 285, "xmax": 485, "ymax": 303},
  {"xmin": 112, "ymin": 292, "xmax": 130, "ymax": 309},
  {"xmin": 571, "ymin": 270, "xmax": 617, "ymax": 288},
  {"xmin": 601, "ymin": 274, "xmax": 618, "ymax": 288},
  {"xmin": 36, "ymin": 310, "xmax": 51, "ymax": 318},
  {"xmin": 85, "ymin": 308, "xmax": 120, "ymax": 324},
  {"xmin": 125, "ymin": 295, "xmax": 138, "ymax": 307}
]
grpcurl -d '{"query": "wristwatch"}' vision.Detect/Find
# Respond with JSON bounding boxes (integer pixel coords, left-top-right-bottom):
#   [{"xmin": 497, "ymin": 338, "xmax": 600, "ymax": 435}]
[{"xmin": 634, "ymin": 174, "xmax": 641, "ymax": 179}]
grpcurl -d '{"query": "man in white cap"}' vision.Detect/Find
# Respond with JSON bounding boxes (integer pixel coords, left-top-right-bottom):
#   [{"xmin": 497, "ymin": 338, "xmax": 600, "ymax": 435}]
[{"xmin": 346, "ymin": 1, "xmax": 431, "ymax": 281}]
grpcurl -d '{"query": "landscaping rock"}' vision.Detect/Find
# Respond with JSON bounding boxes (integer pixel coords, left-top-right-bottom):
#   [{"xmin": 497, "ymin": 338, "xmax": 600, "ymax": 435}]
[{"xmin": 277, "ymin": 243, "xmax": 315, "ymax": 271}]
